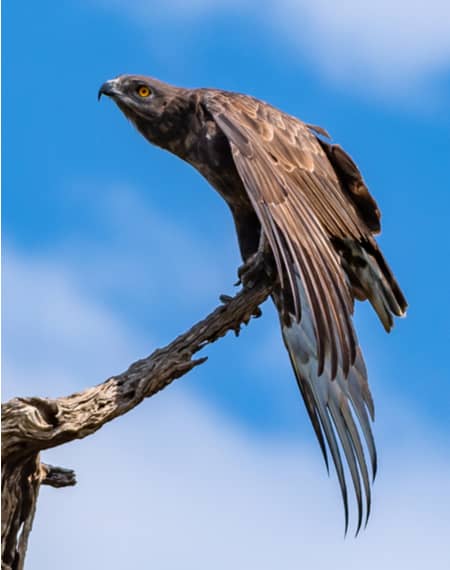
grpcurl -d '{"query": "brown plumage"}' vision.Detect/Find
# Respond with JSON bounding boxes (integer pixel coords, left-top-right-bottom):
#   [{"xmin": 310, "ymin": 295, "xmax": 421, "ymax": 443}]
[{"xmin": 99, "ymin": 75, "xmax": 407, "ymax": 533}]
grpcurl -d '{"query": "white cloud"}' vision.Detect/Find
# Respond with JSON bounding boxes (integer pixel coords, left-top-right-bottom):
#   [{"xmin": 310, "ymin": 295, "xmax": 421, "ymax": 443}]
[{"xmin": 274, "ymin": 0, "xmax": 450, "ymax": 97}]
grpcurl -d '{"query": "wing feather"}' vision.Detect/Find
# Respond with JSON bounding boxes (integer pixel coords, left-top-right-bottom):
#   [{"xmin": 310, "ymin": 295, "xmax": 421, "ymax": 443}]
[
  {"xmin": 209, "ymin": 96, "xmax": 357, "ymax": 375},
  {"xmin": 281, "ymin": 280, "xmax": 376, "ymax": 533},
  {"xmin": 203, "ymin": 91, "xmax": 381, "ymax": 531}
]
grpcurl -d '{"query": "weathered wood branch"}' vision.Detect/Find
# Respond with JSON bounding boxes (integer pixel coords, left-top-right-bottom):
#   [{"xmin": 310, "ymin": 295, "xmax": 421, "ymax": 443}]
[{"xmin": 1, "ymin": 281, "xmax": 272, "ymax": 570}]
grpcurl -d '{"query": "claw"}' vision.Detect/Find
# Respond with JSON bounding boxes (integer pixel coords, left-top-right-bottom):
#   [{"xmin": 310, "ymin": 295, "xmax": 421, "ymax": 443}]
[
  {"xmin": 252, "ymin": 307, "xmax": 263, "ymax": 318},
  {"xmin": 237, "ymin": 249, "xmax": 268, "ymax": 290}
]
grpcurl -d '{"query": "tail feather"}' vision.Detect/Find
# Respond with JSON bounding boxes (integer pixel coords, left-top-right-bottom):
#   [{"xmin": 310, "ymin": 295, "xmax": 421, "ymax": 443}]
[{"xmin": 338, "ymin": 238, "xmax": 407, "ymax": 332}]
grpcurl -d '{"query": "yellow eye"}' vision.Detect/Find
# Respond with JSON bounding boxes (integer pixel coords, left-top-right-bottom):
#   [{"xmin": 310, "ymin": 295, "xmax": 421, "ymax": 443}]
[{"xmin": 137, "ymin": 86, "xmax": 151, "ymax": 97}]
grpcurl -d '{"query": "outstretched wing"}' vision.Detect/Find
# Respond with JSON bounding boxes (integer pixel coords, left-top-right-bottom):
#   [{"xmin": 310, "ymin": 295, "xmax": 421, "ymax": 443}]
[
  {"xmin": 204, "ymin": 91, "xmax": 381, "ymax": 532},
  {"xmin": 205, "ymin": 91, "xmax": 377, "ymax": 379}
]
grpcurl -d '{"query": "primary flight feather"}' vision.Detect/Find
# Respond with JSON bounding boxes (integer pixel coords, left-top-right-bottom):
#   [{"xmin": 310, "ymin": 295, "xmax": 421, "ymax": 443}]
[{"xmin": 99, "ymin": 75, "xmax": 407, "ymax": 533}]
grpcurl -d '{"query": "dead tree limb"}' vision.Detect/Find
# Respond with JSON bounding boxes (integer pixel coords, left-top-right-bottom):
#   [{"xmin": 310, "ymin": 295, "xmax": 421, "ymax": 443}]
[{"xmin": 1, "ymin": 281, "xmax": 272, "ymax": 570}]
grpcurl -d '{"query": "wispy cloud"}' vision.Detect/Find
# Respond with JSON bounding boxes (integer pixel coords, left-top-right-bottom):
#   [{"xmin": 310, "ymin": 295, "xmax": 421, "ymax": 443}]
[
  {"xmin": 2, "ymin": 250, "xmax": 146, "ymax": 400},
  {"xmin": 95, "ymin": 0, "xmax": 238, "ymax": 20},
  {"xmin": 56, "ymin": 181, "xmax": 234, "ymax": 315},
  {"xmin": 274, "ymin": 0, "xmax": 450, "ymax": 98}
]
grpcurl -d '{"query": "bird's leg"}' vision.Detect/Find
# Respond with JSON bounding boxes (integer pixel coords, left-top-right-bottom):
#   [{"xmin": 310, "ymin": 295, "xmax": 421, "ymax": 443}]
[{"xmin": 236, "ymin": 231, "xmax": 274, "ymax": 289}]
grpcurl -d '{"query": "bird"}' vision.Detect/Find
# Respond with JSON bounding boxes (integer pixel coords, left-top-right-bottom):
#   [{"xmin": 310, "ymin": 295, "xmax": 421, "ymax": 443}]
[{"xmin": 98, "ymin": 75, "xmax": 407, "ymax": 534}]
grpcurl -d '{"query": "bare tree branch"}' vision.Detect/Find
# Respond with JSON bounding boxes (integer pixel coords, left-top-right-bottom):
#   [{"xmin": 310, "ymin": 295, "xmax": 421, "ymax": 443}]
[{"xmin": 1, "ymin": 281, "xmax": 272, "ymax": 570}]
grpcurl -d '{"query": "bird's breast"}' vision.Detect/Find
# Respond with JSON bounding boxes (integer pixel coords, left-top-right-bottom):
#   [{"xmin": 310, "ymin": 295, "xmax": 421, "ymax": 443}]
[{"xmin": 185, "ymin": 119, "xmax": 252, "ymax": 211}]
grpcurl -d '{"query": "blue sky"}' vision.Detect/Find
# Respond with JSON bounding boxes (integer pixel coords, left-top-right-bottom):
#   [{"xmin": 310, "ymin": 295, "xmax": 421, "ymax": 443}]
[{"xmin": 3, "ymin": 1, "xmax": 450, "ymax": 568}]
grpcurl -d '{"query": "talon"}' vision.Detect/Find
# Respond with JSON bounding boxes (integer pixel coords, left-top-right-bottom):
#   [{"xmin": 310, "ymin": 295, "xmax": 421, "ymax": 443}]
[
  {"xmin": 237, "ymin": 250, "xmax": 267, "ymax": 289},
  {"xmin": 236, "ymin": 232, "xmax": 275, "ymax": 290},
  {"xmin": 219, "ymin": 294, "xmax": 233, "ymax": 304}
]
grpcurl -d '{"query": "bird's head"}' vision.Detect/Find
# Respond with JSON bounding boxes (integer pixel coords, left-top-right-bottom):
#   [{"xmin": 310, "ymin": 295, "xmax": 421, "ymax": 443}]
[
  {"xmin": 98, "ymin": 74, "xmax": 182, "ymax": 122},
  {"xmin": 99, "ymin": 75, "xmax": 194, "ymax": 156}
]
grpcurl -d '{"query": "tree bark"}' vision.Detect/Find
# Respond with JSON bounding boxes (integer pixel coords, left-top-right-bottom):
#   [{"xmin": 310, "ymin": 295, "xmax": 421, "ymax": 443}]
[{"xmin": 1, "ymin": 282, "xmax": 272, "ymax": 569}]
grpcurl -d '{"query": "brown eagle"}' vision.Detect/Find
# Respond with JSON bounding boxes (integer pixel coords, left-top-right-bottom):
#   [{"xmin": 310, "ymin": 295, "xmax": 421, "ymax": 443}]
[{"xmin": 99, "ymin": 75, "xmax": 407, "ymax": 533}]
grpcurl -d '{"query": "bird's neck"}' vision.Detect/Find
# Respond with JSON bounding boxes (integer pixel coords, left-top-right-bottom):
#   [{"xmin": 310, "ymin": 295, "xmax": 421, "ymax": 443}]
[{"xmin": 132, "ymin": 93, "xmax": 199, "ymax": 160}]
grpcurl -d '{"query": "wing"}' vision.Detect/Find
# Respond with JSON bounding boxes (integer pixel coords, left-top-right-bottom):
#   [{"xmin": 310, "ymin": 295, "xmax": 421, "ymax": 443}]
[
  {"xmin": 203, "ymin": 91, "xmax": 380, "ymax": 532},
  {"xmin": 205, "ymin": 91, "xmax": 374, "ymax": 377}
]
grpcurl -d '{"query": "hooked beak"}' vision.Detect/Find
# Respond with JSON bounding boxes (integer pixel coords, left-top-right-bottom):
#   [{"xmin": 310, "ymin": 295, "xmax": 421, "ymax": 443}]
[{"xmin": 98, "ymin": 79, "xmax": 119, "ymax": 101}]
